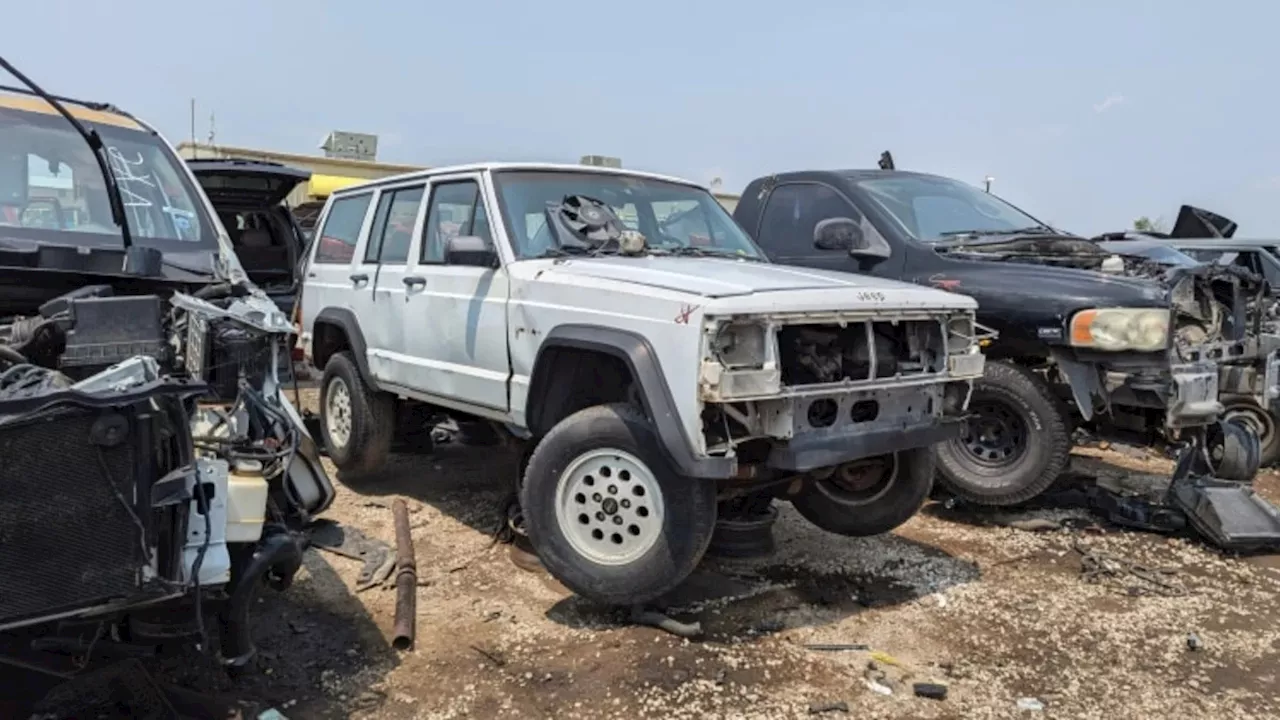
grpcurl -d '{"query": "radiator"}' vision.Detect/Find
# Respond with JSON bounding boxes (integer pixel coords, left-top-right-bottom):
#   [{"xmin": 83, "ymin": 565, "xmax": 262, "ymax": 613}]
[{"xmin": 0, "ymin": 408, "xmax": 148, "ymax": 627}]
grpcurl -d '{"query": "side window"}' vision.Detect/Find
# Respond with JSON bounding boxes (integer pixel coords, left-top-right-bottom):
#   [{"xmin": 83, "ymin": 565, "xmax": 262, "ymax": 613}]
[
  {"xmin": 314, "ymin": 193, "xmax": 372, "ymax": 264},
  {"xmin": 757, "ymin": 184, "xmax": 861, "ymax": 257},
  {"xmin": 363, "ymin": 192, "xmax": 394, "ymax": 263},
  {"xmin": 421, "ymin": 180, "xmax": 493, "ymax": 263},
  {"xmin": 362, "ymin": 185, "xmax": 425, "ymax": 264}
]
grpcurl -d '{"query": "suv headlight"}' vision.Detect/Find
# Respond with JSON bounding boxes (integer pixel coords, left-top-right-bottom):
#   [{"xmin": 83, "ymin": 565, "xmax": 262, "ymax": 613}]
[
  {"xmin": 710, "ymin": 321, "xmax": 769, "ymax": 368},
  {"xmin": 1069, "ymin": 308, "xmax": 1169, "ymax": 351}
]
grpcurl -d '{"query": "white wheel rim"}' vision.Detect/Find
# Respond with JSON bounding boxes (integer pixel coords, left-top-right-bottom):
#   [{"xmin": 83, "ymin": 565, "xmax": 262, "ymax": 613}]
[
  {"xmin": 555, "ymin": 448, "xmax": 665, "ymax": 566},
  {"xmin": 325, "ymin": 377, "xmax": 353, "ymax": 449}
]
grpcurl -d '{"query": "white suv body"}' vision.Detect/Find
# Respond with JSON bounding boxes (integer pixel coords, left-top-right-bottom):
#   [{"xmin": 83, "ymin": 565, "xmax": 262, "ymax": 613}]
[{"xmin": 300, "ymin": 162, "xmax": 984, "ymax": 604}]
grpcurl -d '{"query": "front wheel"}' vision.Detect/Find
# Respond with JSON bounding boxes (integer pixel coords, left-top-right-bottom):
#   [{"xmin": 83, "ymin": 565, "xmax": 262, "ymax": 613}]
[
  {"xmin": 521, "ymin": 403, "xmax": 717, "ymax": 605},
  {"xmin": 934, "ymin": 361, "xmax": 1072, "ymax": 506},
  {"xmin": 789, "ymin": 449, "xmax": 935, "ymax": 537}
]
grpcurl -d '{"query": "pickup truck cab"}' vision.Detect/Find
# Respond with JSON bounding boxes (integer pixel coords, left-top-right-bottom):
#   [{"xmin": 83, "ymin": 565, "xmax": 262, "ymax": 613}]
[
  {"xmin": 299, "ymin": 162, "xmax": 986, "ymax": 604},
  {"xmin": 734, "ymin": 168, "xmax": 1265, "ymax": 506}
]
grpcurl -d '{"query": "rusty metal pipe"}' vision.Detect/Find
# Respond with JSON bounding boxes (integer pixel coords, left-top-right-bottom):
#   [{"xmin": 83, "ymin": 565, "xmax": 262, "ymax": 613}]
[{"xmin": 391, "ymin": 499, "xmax": 417, "ymax": 651}]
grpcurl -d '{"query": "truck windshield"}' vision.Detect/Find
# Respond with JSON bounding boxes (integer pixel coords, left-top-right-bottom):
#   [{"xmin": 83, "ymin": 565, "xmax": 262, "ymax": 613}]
[
  {"xmin": 0, "ymin": 96, "xmax": 214, "ymax": 252},
  {"xmin": 493, "ymin": 170, "xmax": 763, "ymax": 260},
  {"xmin": 858, "ymin": 174, "xmax": 1048, "ymax": 242}
]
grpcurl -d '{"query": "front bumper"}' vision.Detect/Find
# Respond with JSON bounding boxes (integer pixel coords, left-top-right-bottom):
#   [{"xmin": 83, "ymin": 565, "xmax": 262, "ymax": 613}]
[{"xmin": 768, "ymin": 416, "xmax": 964, "ymax": 472}]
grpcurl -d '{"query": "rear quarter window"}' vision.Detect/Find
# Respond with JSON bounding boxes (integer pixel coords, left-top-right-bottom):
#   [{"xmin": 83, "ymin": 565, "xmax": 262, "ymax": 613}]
[{"xmin": 314, "ymin": 193, "xmax": 372, "ymax": 264}]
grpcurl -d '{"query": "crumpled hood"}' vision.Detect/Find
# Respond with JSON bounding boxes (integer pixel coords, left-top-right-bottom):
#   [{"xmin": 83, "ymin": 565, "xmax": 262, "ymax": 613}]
[{"xmin": 541, "ymin": 256, "xmax": 969, "ymax": 303}]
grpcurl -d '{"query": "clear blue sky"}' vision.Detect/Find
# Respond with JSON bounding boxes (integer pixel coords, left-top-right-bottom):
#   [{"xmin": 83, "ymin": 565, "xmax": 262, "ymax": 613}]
[{"xmin": 7, "ymin": 1, "xmax": 1278, "ymax": 234}]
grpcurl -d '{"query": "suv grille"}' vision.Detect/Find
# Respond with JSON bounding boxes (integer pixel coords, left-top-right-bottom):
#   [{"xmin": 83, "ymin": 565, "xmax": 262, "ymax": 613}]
[{"xmin": 778, "ymin": 320, "xmax": 946, "ymax": 387}]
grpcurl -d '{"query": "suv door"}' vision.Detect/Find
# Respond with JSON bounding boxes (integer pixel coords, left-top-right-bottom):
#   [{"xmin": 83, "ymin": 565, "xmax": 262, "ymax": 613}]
[
  {"xmin": 752, "ymin": 181, "xmax": 902, "ymax": 277},
  {"xmin": 396, "ymin": 173, "xmax": 510, "ymax": 411},
  {"xmin": 360, "ymin": 182, "xmax": 427, "ymax": 383},
  {"xmin": 302, "ymin": 191, "xmax": 375, "ymax": 361}
]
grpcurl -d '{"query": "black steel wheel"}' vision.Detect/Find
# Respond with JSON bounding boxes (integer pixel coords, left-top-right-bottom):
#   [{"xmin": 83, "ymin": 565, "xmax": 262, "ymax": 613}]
[{"xmin": 935, "ymin": 361, "xmax": 1071, "ymax": 506}]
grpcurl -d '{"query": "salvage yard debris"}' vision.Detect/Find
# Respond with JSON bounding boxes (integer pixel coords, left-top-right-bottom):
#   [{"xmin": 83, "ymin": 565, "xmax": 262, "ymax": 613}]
[{"xmin": 1073, "ymin": 539, "xmax": 1187, "ymax": 597}]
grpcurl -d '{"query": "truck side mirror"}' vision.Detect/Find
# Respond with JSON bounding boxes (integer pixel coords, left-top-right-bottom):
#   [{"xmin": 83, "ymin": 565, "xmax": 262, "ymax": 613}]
[
  {"xmin": 814, "ymin": 216, "xmax": 892, "ymax": 261},
  {"xmin": 445, "ymin": 235, "xmax": 497, "ymax": 268},
  {"xmin": 814, "ymin": 217, "xmax": 861, "ymax": 250}
]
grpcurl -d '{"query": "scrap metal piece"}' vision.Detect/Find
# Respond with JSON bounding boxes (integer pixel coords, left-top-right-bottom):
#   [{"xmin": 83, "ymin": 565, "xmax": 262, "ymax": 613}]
[
  {"xmin": 392, "ymin": 499, "xmax": 417, "ymax": 651},
  {"xmin": 306, "ymin": 520, "xmax": 391, "ymax": 588}
]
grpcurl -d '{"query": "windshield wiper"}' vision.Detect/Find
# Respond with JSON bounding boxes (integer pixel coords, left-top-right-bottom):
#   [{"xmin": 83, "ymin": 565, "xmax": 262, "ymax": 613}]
[
  {"xmin": 654, "ymin": 246, "xmax": 765, "ymax": 261},
  {"xmin": 0, "ymin": 57, "xmax": 133, "ymax": 253},
  {"xmin": 938, "ymin": 226, "xmax": 1057, "ymax": 238},
  {"xmin": 534, "ymin": 245, "xmax": 598, "ymax": 259}
]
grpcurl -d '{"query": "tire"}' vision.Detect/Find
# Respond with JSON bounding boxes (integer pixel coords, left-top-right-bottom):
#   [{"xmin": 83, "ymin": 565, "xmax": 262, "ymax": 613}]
[
  {"xmin": 1224, "ymin": 400, "xmax": 1280, "ymax": 468},
  {"xmin": 520, "ymin": 403, "xmax": 717, "ymax": 606},
  {"xmin": 789, "ymin": 448, "xmax": 935, "ymax": 537},
  {"xmin": 319, "ymin": 351, "xmax": 393, "ymax": 477},
  {"xmin": 935, "ymin": 361, "xmax": 1071, "ymax": 506},
  {"xmin": 1210, "ymin": 419, "xmax": 1261, "ymax": 481}
]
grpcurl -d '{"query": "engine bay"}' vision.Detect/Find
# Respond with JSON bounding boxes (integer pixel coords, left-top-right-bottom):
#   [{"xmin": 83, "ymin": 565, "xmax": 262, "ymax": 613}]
[{"xmin": 0, "ymin": 278, "xmax": 332, "ymax": 665}]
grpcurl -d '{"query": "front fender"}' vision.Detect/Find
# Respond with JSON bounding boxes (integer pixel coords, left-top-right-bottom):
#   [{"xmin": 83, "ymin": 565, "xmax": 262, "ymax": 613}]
[{"xmin": 529, "ymin": 324, "xmax": 732, "ymax": 480}]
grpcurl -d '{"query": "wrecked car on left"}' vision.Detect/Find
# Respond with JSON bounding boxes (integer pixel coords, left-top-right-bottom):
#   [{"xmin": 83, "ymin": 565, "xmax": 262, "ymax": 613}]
[{"xmin": 0, "ymin": 61, "xmax": 334, "ymax": 668}]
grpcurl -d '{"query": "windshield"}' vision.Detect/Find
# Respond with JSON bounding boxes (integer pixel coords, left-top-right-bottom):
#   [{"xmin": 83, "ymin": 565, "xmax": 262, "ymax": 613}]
[
  {"xmin": 0, "ymin": 97, "xmax": 215, "ymax": 253},
  {"xmin": 858, "ymin": 174, "xmax": 1048, "ymax": 242},
  {"xmin": 493, "ymin": 170, "xmax": 763, "ymax": 260}
]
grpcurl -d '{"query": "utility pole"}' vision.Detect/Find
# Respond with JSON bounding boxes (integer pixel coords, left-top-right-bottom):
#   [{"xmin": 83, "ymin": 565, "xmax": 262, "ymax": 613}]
[
  {"xmin": 189, "ymin": 99, "xmax": 197, "ymax": 158},
  {"xmin": 984, "ymin": 175, "xmax": 994, "ymax": 193}
]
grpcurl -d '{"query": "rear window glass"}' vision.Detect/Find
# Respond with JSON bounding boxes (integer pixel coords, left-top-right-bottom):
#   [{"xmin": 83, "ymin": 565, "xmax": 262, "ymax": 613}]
[{"xmin": 314, "ymin": 193, "xmax": 371, "ymax": 264}]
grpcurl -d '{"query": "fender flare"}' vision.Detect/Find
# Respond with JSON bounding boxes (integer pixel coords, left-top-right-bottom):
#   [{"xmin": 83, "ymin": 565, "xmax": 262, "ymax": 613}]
[
  {"xmin": 529, "ymin": 325, "xmax": 733, "ymax": 480},
  {"xmin": 312, "ymin": 307, "xmax": 378, "ymax": 389}
]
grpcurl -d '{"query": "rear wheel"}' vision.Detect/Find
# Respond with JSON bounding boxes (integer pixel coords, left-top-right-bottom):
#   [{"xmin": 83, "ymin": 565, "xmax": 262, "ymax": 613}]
[
  {"xmin": 935, "ymin": 361, "xmax": 1071, "ymax": 506},
  {"xmin": 521, "ymin": 404, "xmax": 716, "ymax": 605},
  {"xmin": 320, "ymin": 352, "xmax": 393, "ymax": 478},
  {"xmin": 789, "ymin": 449, "xmax": 934, "ymax": 536}
]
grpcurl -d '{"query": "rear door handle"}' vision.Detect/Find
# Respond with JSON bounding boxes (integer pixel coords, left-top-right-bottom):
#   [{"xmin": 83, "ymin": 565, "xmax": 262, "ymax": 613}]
[
  {"xmin": 403, "ymin": 275, "xmax": 426, "ymax": 289},
  {"xmin": 349, "ymin": 273, "xmax": 369, "ymax": 286}
]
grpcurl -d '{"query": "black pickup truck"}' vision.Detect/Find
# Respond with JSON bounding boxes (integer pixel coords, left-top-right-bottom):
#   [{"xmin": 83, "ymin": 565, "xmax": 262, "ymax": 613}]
[{"xmin": 732, "ymin": 164, "xmax": 1269, "ymax": 506}]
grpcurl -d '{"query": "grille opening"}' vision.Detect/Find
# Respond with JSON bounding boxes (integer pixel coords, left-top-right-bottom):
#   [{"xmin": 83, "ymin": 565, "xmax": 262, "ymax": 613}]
[
  {"xmin": 807, "ymin": 399, "xmax": 839, "ymax": 428},
  {"xmin": 778, "ymin": 321, "xmax": 945, "ymax": 386},
  {"xmin": 850, "ymin": 400, "xmax": 880, "ymax": 423}
]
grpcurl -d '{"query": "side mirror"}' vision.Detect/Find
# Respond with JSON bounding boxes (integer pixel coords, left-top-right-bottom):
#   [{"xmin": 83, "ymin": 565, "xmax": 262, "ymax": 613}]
[
  {"xmin": 814, "ymin": 217, "xmax": 862, "ymax": 250},
  {"xmin": 445, "ymin": 235, "xmax": 497, "ymax": 268},
  {"xmin": 814, "ymin": 217, "xmax": 891, "ymax": 260}
]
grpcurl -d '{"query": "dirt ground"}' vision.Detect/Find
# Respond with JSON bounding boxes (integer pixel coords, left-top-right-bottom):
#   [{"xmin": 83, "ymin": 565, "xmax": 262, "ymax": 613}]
[{"xmin": 172, "ymin": 391, "xmax": 1280, "ymax": 719}]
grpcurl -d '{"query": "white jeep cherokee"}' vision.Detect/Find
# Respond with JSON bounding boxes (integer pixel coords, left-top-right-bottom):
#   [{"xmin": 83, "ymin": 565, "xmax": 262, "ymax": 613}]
[{"xmin": 300, "ymin": 163, "xmax": 985, "ymax": 604}]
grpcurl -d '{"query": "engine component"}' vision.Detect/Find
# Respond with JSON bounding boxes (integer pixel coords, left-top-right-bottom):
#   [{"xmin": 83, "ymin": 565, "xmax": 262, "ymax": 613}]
[
  {"xmin": 0, "ymin": 407, "xmax": 148, "ymax": 627},
  {"xmin": 61, "ymin": 295, "xmax": 167, "ymax": 377},
  {"xmin": 558, "ymin": 195, "xmax": 626, "ymax": 245},
  {"xmin": 226, "ymin": 459, "xmax": 269, "ymax": 543}
]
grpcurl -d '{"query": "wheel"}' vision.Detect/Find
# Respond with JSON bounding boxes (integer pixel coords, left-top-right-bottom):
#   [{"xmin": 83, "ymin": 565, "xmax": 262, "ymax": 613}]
[
  {"xmin": 520, "ymin": 403, "xmax": 717, "ymax": 605},
  {"xmin": 789, "ymin": 448, "xmax": 935, "ymax": 536},
  {"xmin": 1224, "ymin": 400, "xmax": 1279, "ymax": 467},
  {"xmin": 935, "ymin": 361, "xmax": 1071, "ymax": 506},
  {"xmin": 319, "ymin": 351, "xmax": 393, "ymax": 477},
  {"xmin": 1209, "ymin": 419, "xmax": 1261, "ymax": 481}
]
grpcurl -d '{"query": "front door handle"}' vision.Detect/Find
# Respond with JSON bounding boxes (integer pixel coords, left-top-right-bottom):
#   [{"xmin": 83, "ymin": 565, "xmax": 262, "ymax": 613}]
[
  {"xmin": 350, "ymin": 273, "xmax": 369, "ymax": 286},
  {"xmin": 403, "ymin": 275, "xmax": 426, "ymax": 288}
]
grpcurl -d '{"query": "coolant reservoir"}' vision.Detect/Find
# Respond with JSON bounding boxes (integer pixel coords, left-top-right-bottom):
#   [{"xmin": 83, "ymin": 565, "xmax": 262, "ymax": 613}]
[
  {"xmin": 227, "ymin": 459, "xmax": 269, "ymax": 543},
  {"xmin": 1100, "ymin": 255, "xmax": 1125, "ymax": 274}
]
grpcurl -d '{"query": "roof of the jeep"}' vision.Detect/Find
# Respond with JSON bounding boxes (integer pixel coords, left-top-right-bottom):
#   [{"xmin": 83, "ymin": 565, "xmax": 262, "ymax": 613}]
[
  {"xmin": 0, "ymin": 88, "xmax": 143, "ymax": 131},
  {"xmin": 330, "ymin": 162, "xmax": 707, "ymax": 196}
]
